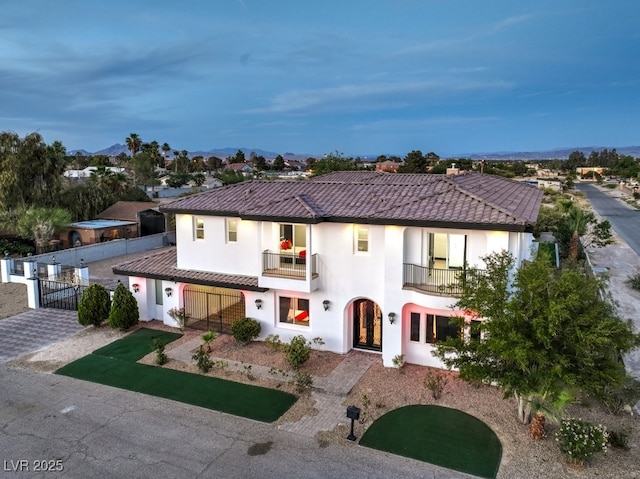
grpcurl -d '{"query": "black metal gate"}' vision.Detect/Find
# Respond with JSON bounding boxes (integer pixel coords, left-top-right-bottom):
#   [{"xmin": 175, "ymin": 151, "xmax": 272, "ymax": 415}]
[
  {"xmin": 183, "ymin": 286, "xmax": 245, "ymax": 333},
  {"xmin": 38, "ymin": 278, "xmax": 87, "ymax": 311}
]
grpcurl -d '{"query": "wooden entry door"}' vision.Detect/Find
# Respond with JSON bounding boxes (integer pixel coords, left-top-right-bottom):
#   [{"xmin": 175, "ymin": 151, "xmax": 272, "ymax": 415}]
[{"xmin": 353, "ymin": 299, "xmax": 382, "ymax": 351}]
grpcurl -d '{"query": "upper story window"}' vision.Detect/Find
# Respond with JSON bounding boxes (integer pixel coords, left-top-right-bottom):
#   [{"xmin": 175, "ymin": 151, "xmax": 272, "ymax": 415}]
[
  {"xmin": 355, "ymin": 226, "xmax": 369, "ymax": 253},
  {"xmin": 279, "ymin": 223, "xmax": 306, "ymax": 252},
  {"xmin": 427, "ymin": 232, "xmax": 466, "ymax": 269},
  {"xmin": 194, "ymin": 217, "xmax": 205, "ymax": 240},
  {"xmin": 227, "ymin": 219, "xmax": 238, "ymax": 243}
]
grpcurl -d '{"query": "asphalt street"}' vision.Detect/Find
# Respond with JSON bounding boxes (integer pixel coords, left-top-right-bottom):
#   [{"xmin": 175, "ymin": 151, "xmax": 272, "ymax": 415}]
[
  {"xmin": 0, "ymin": 365, "xmax": 471, "ymax": 479},
  {"xmin": 575, "ymin": 183, "xmax": 640, "ymax": 255}
]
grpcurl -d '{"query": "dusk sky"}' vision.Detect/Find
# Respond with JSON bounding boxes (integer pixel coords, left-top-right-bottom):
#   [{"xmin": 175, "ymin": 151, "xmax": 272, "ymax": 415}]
[{"xmin": 2, "ymin": 1, "xmax": 639, "ymax": 157}]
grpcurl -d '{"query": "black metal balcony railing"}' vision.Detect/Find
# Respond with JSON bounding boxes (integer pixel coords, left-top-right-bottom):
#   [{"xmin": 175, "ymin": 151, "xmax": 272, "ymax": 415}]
[
  {"xmin": 402, "ymin": 263, "xmax": 482, "ymax": 296},
  {"xmin": 262, "ymin": 251, "xmax": 318, "ymax": 280}
]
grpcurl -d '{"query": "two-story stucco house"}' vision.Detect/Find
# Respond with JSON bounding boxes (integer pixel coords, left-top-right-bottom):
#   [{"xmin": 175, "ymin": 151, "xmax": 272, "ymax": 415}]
[{"xmin": 113, "ymin": 171, "xmax": 543, "ymax": 367}]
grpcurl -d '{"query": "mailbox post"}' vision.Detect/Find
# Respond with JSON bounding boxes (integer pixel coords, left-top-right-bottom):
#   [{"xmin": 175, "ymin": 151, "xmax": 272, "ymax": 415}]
[{"xmin": 346, "ymin": 405, "xmax": 361, "ymax": 441}]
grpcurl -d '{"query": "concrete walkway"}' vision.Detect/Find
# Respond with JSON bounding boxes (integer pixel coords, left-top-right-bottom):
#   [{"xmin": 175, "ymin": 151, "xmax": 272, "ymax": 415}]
[
  {"xmin": 167, "ymin": 338, "xmax": 377, "ymax": 437},
  {"xmin": 0, "ymin": 309, "xmax": 82, "ymax": 363}
]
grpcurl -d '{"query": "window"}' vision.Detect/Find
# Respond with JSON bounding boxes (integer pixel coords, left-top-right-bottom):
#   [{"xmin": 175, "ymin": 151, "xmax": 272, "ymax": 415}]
[
  {"xmin": 425, "ymin": 314, "xmax": 460, "ymax": 344},
  {"xmin": 410, "ymin": 312, "xmax": 421, "ymax": 342},
  {"xmin": 194, "ymin": 217, "xmax": 205, "ymax": 240},
  {"xmin": 470, "ymin": 320, "xmax": 482, "ymax": 341},
  {"xmin": 279, "ymin": 296, "xmax": 310, "ymax": 326},
  {"xmin": 227, "ymin": 219, "xmax": 237, "ymax": 243},
  {"xmin": 154, "ymin": 279, "xmax": 163, "ymax": 306},
  {"xmin": 279, "ymin": 223, "xmax": 305, "ymax": 252},
  {"xmin": 427, "ymin": 232, "xmax": 466, "ymax": 269},
  {"xmin": 355, "ymin": 226, "xmax": 369, "ymax": 253}
]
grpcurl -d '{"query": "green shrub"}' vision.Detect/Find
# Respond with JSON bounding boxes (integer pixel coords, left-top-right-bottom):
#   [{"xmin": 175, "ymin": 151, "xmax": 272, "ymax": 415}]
[
  {"xmin": 192, "ymin": 346, "xmax": 212, "ymax": 373},
  {"xmin": 201, "ymin": 330, "xmax": 217, "ymax": 352},
  {"xmin": 424, "ymin": 369, "xmax": 449, "ymax": 400},
  {"xmin": 152, "ymin": 338, "xmax": 167, "ymax": 365},
  {"xmin": 608, "ymin": 428, "xmax": 631, "ymax": 450},
  {"xmin": 78, "ymin": 283, "xmax": 111, "ymax": 327},
  {"xmin": 231, "ymin": 317, "xmax": 261, "ymax": 345},
  {"xmin": 392, "ymin": 354, "xmax": 405, "ymax": 371},
  {"xmin": 554, "ymin": 418, "xmax": 608, "ymax": 465},
  {"xmin": 627, "ymin": 272, "xmax": 640, "ymax": 290},
  {"xmin": 292, "ymin": 371, "xmax": 313, "ymax": 393},
  {"xmin": 265, "ymin": 334, "xmax": 283, "ymax": 351},
  {"xmin": 283, "ymin": 335, "xmax": 311, "ymax": 370},
  {"xmin": 108, "ymin": 282, "xmax": 139, "ymax": 330}
]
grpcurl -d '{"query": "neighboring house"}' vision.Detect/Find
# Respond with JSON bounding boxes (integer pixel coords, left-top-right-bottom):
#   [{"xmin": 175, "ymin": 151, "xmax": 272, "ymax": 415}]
[
  {"xmin": 97, "ymin": 201, "xmax": 165, "ymax": 236},
  {"xmin": 113, "ymin": 171, "xmax": 543, "ymax": 368},
  {"xmin": 59, "ymin": 220, "xmax": 138, "ymax": 248},
  {"xmin": 225, "ymin": 163, "xmax": 254, "ymax": 175},
  {"xmin": 63, "ymin": 166, "xmax": 125, "ymax": 179},
  {"xmin": 576, "ymin": 167, "xmax": 604, "ymax": 178},
  {"xmin": 375, "ymin": 160, "xmax": 401, "ymax": 173},
  {"xmin": 536, "ymin": 178, "xmax": 563, "ymax": 191}
]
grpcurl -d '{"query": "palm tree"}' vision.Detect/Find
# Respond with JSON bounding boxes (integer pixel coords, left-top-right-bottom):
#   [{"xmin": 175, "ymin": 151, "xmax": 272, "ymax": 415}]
[{"xmin": 125, "ymin": 133, "xmax": 142, "ymax": 157}]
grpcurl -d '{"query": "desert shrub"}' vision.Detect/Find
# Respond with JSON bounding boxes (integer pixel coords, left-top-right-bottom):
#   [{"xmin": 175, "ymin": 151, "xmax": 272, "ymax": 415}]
[
  {"xmin": 292, "ymin": 371, "xmax": 313, "ymax": 393},
  {"xmin": 283, "ymin": 335, "xmax": 311, "ymax": 370},
  {"xmin": 231, "ymin": 317, "xmax": 261, "ymax": 345},
  {"xmin": 78, "ymin": 283, "xmax": 110, "ymax": 327},
  {"xmin": 265, "ymin": 334, "xmax": 283, "ymax": 351},
  {"xmin": 392, "ymin": 354, "xmax": 405, "ymax": 371},
  {"xmin": 424, "ymin": 369, "xmax": 448, "ymax": 400},
  {"xmin": 167, "ymin": 307, "xmax": 189, "ymax": 331},
  {"xmin": 192, "ymin": 346, "xmax": 212, "ymax": 373},
  {"xmin": 108, "ymin": 282, "xmax": 139, "ymax": 330},
  {"xmin": 627, "ymin": 272, "xmax": 640, "ymax": 291},
  {"xmin": 152, "ymin": 338, "xmax": 167, "ymax": 365},
  {"xmin": 555, "ymin": 418, "xmax": 608, "ymax": 465},
  {"xmin": 608, "ymin": 428, "xmax": 631, "ymax": 450}
]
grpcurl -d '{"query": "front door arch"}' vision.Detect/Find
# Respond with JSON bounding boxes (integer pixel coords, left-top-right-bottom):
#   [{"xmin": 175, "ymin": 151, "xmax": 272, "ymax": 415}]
[{"xmin": 353, "ymin": 299, "xmax": 382, "ymax": 351}]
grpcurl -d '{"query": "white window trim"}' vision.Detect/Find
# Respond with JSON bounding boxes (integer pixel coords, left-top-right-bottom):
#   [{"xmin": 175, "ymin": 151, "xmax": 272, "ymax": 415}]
[
  {"xmin": 226, "ymin": 218, "xmax": 238, "ymax": 243},
  {"xmin": 354, "ymin": 225, "xmax": 369, "ymax": 254},
  {"xmin": 194, "ymin": 217, "xmax": 205, "ymax": 240},
  {"xmin": 278, "ymin": 295, "xmax": 310, "ymax": 328}
]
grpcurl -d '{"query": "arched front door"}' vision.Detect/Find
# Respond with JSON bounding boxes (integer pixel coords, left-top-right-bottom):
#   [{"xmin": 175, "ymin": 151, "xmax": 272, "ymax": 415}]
[{"xmin": 353, "ymin": 299, "xmax": 382, "ymax": 351}]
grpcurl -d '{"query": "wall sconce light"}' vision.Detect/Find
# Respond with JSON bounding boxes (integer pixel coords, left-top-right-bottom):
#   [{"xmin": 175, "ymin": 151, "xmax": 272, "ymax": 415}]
[
  {"xmin": 165, "ymin": 287, "xmax": 173, "ymax": 297},
  {"xmin": 323, "ymin": 299, "xmax": 330, "ymax": 311},
  {"xmin": 3, "ymin": 250, "xmax": 8, "ymax": 257},
  {"xmin": 255, "ymin": 299, "xmax": 263, "ymax": 310},
  {"xmin": 132, "ymin": 283, "xmax": 140, "ymax": 293},
  {"xmin": 388, "ymin": 312, "xmax": 397, "ymax": 324}
]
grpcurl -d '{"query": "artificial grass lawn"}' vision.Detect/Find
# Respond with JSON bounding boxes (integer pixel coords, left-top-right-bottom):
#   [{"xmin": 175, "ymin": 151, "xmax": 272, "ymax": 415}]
[
  {"xmin": 93, "ymin": 328, "xmax": 183, "ymax": 362},
  {"xmin": 360, "ymin": 405, "xmax": 502, "ymax": 479},
  {"xmin": 55, "ymin": 328, "xmax": 297, "ymax": 423}
]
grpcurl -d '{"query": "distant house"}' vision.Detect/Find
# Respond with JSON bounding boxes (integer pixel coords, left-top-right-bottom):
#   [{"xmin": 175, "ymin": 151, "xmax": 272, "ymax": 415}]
[
  {"xmin": 576, "ymin": 167, "xmax": 604, "ymax": 178},
  {"xmin": 375, "ymin": 161, "xmax": 401, "ymax": 173},
  {"xmin": 97, "ymin": 201, "xmax": 165, "ymax": 236},
  {"xmin": 225, "ymin": 163, "xmax": 254, "ymax": 175},
  {"xmin": 63, "ymin": 166, "xmax": 125, "ymax": 179},
  {"xmin": 58, "ymin": 220, "xmax": 138, "ymax": 248}
]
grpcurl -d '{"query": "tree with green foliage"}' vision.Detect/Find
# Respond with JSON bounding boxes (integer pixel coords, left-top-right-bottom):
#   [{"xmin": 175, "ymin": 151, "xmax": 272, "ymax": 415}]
[
  {"xmin": 433, "ymin": 251, "xmax": 640, "ymax": 427},
  {"xmin": 398, "ymin": 150, "xmax": 427, "ymax": 173},
  {"xmin": 311, "ymin": 151, "xmax": 356, "ymax": 176},
  {"xmin": 125, "ymin": 133, "xmax": 142, "ymax": 157},
  {"xmin": 0, "ymin": 132, "xmax": 68, "ymax": 211},
  {"xmin": 108, "ymin": 282, "xmax": 139, "ymax": 330},
  {"xmin": 11, "ymin": 206, "xmax": 71, "ymax": 253},
  {"xmin": 273, "ymin": 154, "xmax": 285, "ymax": 171},
  {"xmin": 78, "ymin": 283, "xmax": 111, "ymax": 327},
  {"xmin": 166, "ymin": 172, "xmax": 192, "ymax": 188},
  {"xmin": 565, "ymin": 151, "xmax": 586, "ymax": 172},
  {"xmin": 215, "ymin": 170, "xmax": 247, "ymax": 185}
]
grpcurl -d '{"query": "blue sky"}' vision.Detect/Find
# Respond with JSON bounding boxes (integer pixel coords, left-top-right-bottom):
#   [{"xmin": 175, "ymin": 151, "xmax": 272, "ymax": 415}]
[{"xmin": 2, "ymin": 0, "xmax": 639, "ymax": 157}]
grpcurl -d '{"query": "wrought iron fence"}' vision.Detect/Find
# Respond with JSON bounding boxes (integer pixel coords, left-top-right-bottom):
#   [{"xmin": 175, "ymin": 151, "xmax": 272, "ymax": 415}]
[
  {"xmin": 402, "ymin": 263, "xmax": 483, "ymax": 296},
  {"xmin": 261, "ymin": 251, "xmax": 317, "ymax": 279}
]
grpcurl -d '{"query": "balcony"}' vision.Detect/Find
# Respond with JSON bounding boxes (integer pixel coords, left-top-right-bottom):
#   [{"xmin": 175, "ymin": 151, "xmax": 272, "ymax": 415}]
[
  {"xmin": 262, "ymin": 251, "xmax": 318, "ymax": 280},
  {"xmin": 402, "ymin": 263, "xmax": 483, "ymax": 296}
]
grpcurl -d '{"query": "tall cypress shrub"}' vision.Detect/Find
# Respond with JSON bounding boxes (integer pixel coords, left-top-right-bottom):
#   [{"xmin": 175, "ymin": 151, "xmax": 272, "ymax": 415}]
[
  {"xmin": 78, "ymin": 283, "xmax": 110, "ymax": 327},
  {"xmin": 108, "ymin": 282, "xmax": 139, "ymax": 330}
]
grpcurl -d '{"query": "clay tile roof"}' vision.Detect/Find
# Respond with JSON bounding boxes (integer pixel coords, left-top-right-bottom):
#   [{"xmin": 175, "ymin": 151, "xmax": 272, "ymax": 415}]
[
  {"xmin": 160, "ymin": 171, "xmax": 543, "ymax": 232},
  {"xmin": 98, "ymin": 201, "xmax": 160, "ymax": 222},
  {"xmin": 112, "ymin": 248, "xmax": 267, "ymax": 292}
]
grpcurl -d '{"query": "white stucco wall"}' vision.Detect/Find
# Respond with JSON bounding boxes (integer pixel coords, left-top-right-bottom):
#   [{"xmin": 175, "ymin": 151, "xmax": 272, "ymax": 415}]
[{"xmin": 156, "ymin": 214, "xmax": 536, "ymax": 367}]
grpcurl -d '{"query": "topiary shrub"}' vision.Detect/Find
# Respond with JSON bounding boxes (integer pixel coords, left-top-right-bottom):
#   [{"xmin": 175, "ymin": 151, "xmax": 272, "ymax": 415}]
[
  {"xmin": 78, "ymin": 283, "xmax": 111, "ymax": 327},
  {"xmin": 283, "ymin": 335, "xmax": 311, "ymax": 370},
  {"xmin": 231, "ymin": 317, "xmax": 261, "ymax": 345},
  {"xmin": 108, "ymin": 282, "xmax": 139, "ymax": 331}
]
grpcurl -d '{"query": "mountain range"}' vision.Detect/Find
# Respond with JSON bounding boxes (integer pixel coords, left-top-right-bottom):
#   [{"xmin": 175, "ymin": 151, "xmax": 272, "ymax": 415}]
[{"xmin": 69, "ymin": 144, "xmax": 640, "ymax": 161}]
